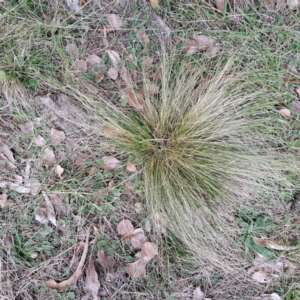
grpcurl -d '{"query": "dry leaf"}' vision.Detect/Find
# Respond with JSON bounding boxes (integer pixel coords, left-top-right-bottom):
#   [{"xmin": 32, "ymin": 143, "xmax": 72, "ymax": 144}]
[
  {"xmin": 0, "ymin": 192, "xmax": 8, "ymax": 208},
  {"xmin": 42, "ymin": 148, "xmax": 56, "ymax": 165},
  {"xmin": 136, "ymin": 30, "xmax": 150, "ymax": 46},
  {"xmin": 51, "ymin": 194, "xmax": 65, "ymax": 219},
  {"xmin": 56, "ymin": 165, "xmax": 64, "ymax": 179},
  {"xmin": 84, "ymin": 260, "xmax": 100, "ymax": 300},
  {"xmin": 261, "ymin": 293, "xmax": 282, "ymax": 300},
  {"xmin": 97, "ymin": 250, "xmax": 115, "ymax": 270},
  {"xmin": 20, "ymin": 122, "xmax": 34, "ymax": 134},
  {"xmin": 72, "ymin": 59, "xmax": 87, "ymax": 72},
  {"xmin": 34, "ymin": 135, "xmax": 46, "ymax": 147},
  {"xmin": 183, "ymin": 40, "xmax": 201, "ymax": 55},
  {"xmin": 25, "ymin": 179, "xmax": 41, "ymax": 196},
  {"xmin": 252, "ymin": 237, "xmax": 298, "ymax": 251},
  {"xmin": 65, "ymin": 43, "xmax": 79, "ymax": 57},
  {"xmin": 134, "ymin": 202, "xmax": 142, "ymax": 214},
  {"xmin": 95, "ymin": 71, "xmax": 105, "ymax": 83},
  {"xmin": 204, "ymin": 46, "xmax": 220, "ymax": 59},
  {"xmin": 126, "ymin": 89, "xmax": 144, "ymax": 109},
  {"xmin": 287, "ymin": 0, "xmax": 300, "ymax": 10},
  {"xmin": 252, "ymin": 271, "xmax": 271, "ymax": 283},
  {"xmin": 1, "ymin": 145, "xmax": 15, "ymax": 163},
  {"xmin": 101, "ymin": 156, "xmax": 120, "ymax": 171},
  {"xmin": 45, "ymin": 230, "xmax": 89, "ymax": 291},
  {"xmin": 193, "ymin": 286, "xmax": 205, "ymax": 300},
  {"xmin": 107, "ymin": 50, "xmax": 120, "ymax": 68},
  {"xmin": 292, "ymin": 100, "xmax": 300, "ymax": 113},
  {"xmin": 75, "ymin": 156, "xmax": 86, "ymax": 170},
  {"xmin": 86, "ymin": 54, "xmax": 102, "ymax": 68},
  {"xmin": 156, "ymin": 16, "xmax": 171, "ymax": 37},
  {"xmin": 106, "ymin": 14, "xmax": 122, "ymax": 30},
  {"xmin": 216, "ymin": 0, "xmax": 225, "ymax": 12},
  {"xmin": 4, "ymin": 234, "xmax": 13, "ymax": 248},
  {"xmin": 147, "ymin": 84, "xmax": 160, "ymax": 95},
  {"xmin": 141, "ymin": 242, "xmax": 158, "ymax": 262},
  {"xmin": 127, "ymin": 259, "xmax": 147, "ymax": 278},
  {"xmin": 142, "ymin": 56, "xmax": 154, "ymax": 66},
  {"xmin": 42, "ymin": 191, "xmax": 57, "ymax": 227},
  {"xmin": 194, "ymin": 35, "xmax": 214, "ymax": 50},
  {"xmin": 108, "ymin": 67, "xmax": 118, "ymax": 80},
  {"xmin": 279, "ymin": 108, "xmax": 290, "ymax": 117},
  {"xmin": 66, "ymin": 0, "xmax": 81, "ymax": 12},
  {"xmin": 14, "ymin": 175, "xmax": 23, "ymax": 185},
  {"xmin": 131, "ymin": 228, "xmax": 147, "ymax": 248},
  {"xmin": 149, "ymin": 0, "xmax": 159, "ymax": 8},
  {"xmin": 50, "ymin": 128, "xmax": 66, "ymax": 145},
  {"xmin": 262, "ymin": 0, "xmax": 276, "ymax": 10},
  {"xmin": 10, "ymin": 183, "xmax": 30, "ymax": 194},
  {"xmin": 127, "ymin": 162, "xmax": 136, "ymax": 172},
  {"xmin": 117, "ymin": 219, "xmax": 135, "ymax": 239},
  {"xmin": 35, "ymin": 203, "xmax": 48, "ymax": 224}
]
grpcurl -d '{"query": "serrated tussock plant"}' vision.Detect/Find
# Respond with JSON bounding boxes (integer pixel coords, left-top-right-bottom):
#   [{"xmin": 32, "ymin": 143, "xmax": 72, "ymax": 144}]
[{"xmin": 79, "ymin": 54, "xmax": 299, "ymax": 273}]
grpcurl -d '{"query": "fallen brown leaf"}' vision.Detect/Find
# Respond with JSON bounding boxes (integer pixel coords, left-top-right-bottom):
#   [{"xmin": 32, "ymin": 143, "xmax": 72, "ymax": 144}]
[
  {"xmin": 14, "ymin": 175, "xmax": 23, "ymax": 185},
  {"xmin": 134, "ymin": 202, "xmax": 142, "ymax": 214},
  {"xmin": 136, "ymin": 30, "xmax": 150, "ymax": 46},
  {"xmin": 194, "ymin": 35, "xmax": 214, "ymax": 50},
  {"xmin": 216, "ymin": 0, "xmax": 225, "ymax": 12},
  {"xmin": 106, "ymin": 14, "xmax": 122, "ymax": 30},
  {"xmin": 131, "ymin": 228, "xmax": 147, "ymax": 249},
  {"xmin": 50, "ymin": 128, "xmax": 66, "ymax": 145},
  {"xmin": 35, "ymin": 202, "xmax": 48, "ymax": 224},
  {"xmin": 117, "ymin": 219, "xmax": 135, "ymax": 240},
  {"xmin": 34, "ymin": 135, "xmax": 46, "ymax": 147},
  {"xmin": 0, "ymin": 191, "xmax": 8, "ymax": 208},
  {"xmin": 65, "ymin": 43, "xmax": 79, "ymax": 57},
  {"xmin": 42, "ymin": 148, "xmax": 56, "ymax": 166},
  {"xmin": 287, "ymin": 0, "xmax": 300, "ymax": 10},
  {"xmin": 149, "ymin": 0, "xmax": 159, "ymax": 8},
  {"xmin": 1, "ymin": 145, "xmax": 15, "ymax": 163},
  {"xmin": 252, "ymin": 270, "xmax": 271, "ymax": 283},
  {"xmin": 101, "ymin": 156, "xmax": 120, "ymax": 171},
  {"xmin": 25, "ymin": 179, "xmax": 41, "ymax": 196},
  {"xmin": 56, "ymin": 165, "xmax": 64, "ymax": 179},
  {"xmin": 72, "ymin": 59, "xmax": 88, "ymax": 72},
  {"xmin": 193, "ymin": 286, "xmax": 205, "ymax": 300},
  {"xmin": 45, "ymin": 229, "xmax": 90, "ymax": 291},
  {"xmin": 86, "ymin": 54, "xmax": 102, "ymax": 68},
  {"xmin": 141, "ymin": 242, "xmax": 158, "ymax": 262},
  {"xmin": 261, "ymin": 293, "xmax": 282, "ymax": 300},
  {"xmin": 252, "ymin": 237, "xmax": 298, "ymax": 251},
  {"xmin": 156, "ymin": 16, "xmax": 171, "ymax": 37},
  {"xmin": 20, "ymin": 122, "xmax": 34, "ymax": 134},
  {"xmin": 279, "ymin": 108, "xmax": 290, "ymax": 117},
  {"xmin": 97, "ymin": 250, "xmax": 115, "ymax": 270},
  {"xmin": 127, "ymin": 259, "xmax": 147, "ymax": 278},
  {"xmin": 83, "ymin": 260, "xmax": 100, "ymax": 300},
  {"xmin": 126, "ymin": 162, "xmax": 136, "ymax": 172},
  {"xmin": 10, "ymin": 183, "xmax": 30, "ymax": 194},
  {"xmin": 42, "ymin": 191, "xmax": 57, "ymax": 227},
  {"xmin": 107, "ymin": 67, "xmax": 118, "ymax": 80},
  {"xmin": 107, "ymin": 50, "xmax": 120, "ymax": 68}
]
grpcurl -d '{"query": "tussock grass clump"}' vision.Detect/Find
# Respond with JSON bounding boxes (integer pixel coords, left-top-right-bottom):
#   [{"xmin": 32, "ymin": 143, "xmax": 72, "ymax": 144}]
[{"xmin": 80, "ymin": 55, "xmax": 299, "ymax": 273}]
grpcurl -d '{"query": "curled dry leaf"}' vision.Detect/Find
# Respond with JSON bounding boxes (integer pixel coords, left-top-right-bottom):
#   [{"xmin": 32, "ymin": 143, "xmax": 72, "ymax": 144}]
[
  {"xmin": 126, "ymin": 89, "xmax": 144, "ymax": 109},
  {"xmin": 127, "ymin": 259, "xmax": 147, "ymax": 278},
  {"xmin": 42, "ymin": 191, "xmax": 57, "ymax": 227},
  {"xmin": 1, "ymin": 145, "xmax": 15, "ymax": 163},
  {"xmin": 156, "ymin": 16, "xmax": 171, "ymax": 37},
  {"xmin": 56, "ymin": 165, "xmax": 64, "ymax": 179},
  {"xmin": 25, "ymin": 179, "xmax": 41, "ymax": 196},
  {"xmin": 127, "ymin": 162, "xmax": 136, "ymax": 172},
  {"xmin": 131, "ymin": 228, "xmax": 147, "ymax": 248},
  {"xmin": 136, "ymin": 30, "xmax": 150, "ymax": 46},
  {"xmin": 183, "ymin": 40, "xmax": 201, "ymax": 56},
  {"xmin": 204, "ymin": 46, "xmax": 220, "ymax": 59},
  {"xmin": 72, "ymin": 59, "xmax": 87, "ymax": 72},
  {"xmin": 101, "ymin": 156, "xmax": 120, "ymax": 171},
  {"xmin": 34, "ymin": 135, "xmax": 46, "ymax": 147},
  {"xmin": 252, "ymin": 237, "xmax": 298, "ymax": 251},
  {"xmin": 106, "ymin": 14, "xmax": 122, "ymax": 30},
  {"xmin": 10, "ymin": 183, "xmax": 30, "ymax": 194},
  {"xmin": 84, "ymin": 260, "xmax": 100, "ymax": 300},
  {"xmin": 287, "ymin": 0, "xmax": 300, "ymax": 10},
  {"xmin": 51, "ymin": 194, "xmax": 65, "ymax": 219},
  {"xmin": 65, "ymin": 43, "xmax": 79, "ymax": 57},
  {"xmin": 183, "ymin": 35, "xmax": 214, "ymax": 55},
  {"xmin": 107, "ymin": 50, "xmax": 120, "ymax": 68},
  {"xmin": 149, "ymin": 0, "xmax": 159, "ymax": 8},
  {"xmin": 35, "ymin": 202, "xmax": 48, "ymax": 224},
  {"xmin": 50, "ymin": 128, "xmax": 66, "ymax": 145},
  {"xmin": 66, "ymin": 0, "xmax": 81, "ymax": 12},
  {"xmin": 141, "ymin": 242, "xmax": 158, "ymax": 262},
  {"xmin": 42, "ymin": 148, "xmax": 56, "ymax": 166},
  {"xmin": 107, "ymin": 67, "xmax": 118, "ymax": 80},
  {"xmin": 216, "ymin": 0, "xmax": 225, "ymax": 12},
  {"xmin": 45, "ymin": 230, "xmax": 90, "ymax": 291},
  {"xmin": 97, "ymin": 250, "xmax": 115, "ymax": 270},
  {"xmin": 193, "ymin": 286, "xmax": 205, "ymax": 300},
  {"xmin": 86, "ymin": 54, "xmax": 102, "ymax": 68},
  {"xmin": 117, "ymin": 219, "xmax": 135, "ymax": 239},
  {"xmin": 0, "ymin": 192, "xmax": 8, "ymax": 208},
  {"xmin": 279, "ymin": 108, "xmax": 290, "ymax": 117},
  {"xmin": 20, "ymin": 122, "xmax": 34, "ymax": 134}
]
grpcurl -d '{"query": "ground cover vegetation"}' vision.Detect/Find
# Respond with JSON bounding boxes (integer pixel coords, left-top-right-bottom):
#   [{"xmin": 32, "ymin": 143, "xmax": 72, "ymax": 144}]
[{"xmin": 1, "ymin": 0, "xmax": 300, "ymax": 299}]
